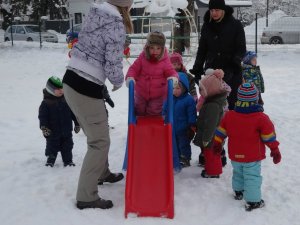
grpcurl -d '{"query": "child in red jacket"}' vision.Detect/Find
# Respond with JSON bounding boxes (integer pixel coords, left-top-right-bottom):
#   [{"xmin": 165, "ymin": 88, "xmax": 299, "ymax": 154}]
[
  {"xmin": 125, "ymin": 31, "xmax": 178, "ymax": 116},
  {"xmin": 213, "ymin": 83, "xmax": 281, "ymax": 211}
]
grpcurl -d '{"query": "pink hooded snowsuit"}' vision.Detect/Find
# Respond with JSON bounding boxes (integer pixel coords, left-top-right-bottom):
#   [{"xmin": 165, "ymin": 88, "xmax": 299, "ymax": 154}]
[{"xmin": 126, "ymin": 48, "xmax": 177, "ymax": 115}]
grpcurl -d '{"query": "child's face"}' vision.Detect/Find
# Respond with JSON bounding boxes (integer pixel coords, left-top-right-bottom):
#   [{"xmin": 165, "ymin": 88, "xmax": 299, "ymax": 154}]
[
  {"xmin": 250, "ymin": 57, "xmax": 257, "ymax": 66},
  {"xmin": 173, "ymin": 84, "xmax": 182, "ymax": 97},
  {"xmin": 172, "ymin": 62, "xmax": 182, "ymax": 71},
  {"xmin": 54, "ymin": 88, "xmax": 64, "ymax": 97},
  {"xmin": 149, "ymin": 45, "xmax": 163, "ymax": 58}
]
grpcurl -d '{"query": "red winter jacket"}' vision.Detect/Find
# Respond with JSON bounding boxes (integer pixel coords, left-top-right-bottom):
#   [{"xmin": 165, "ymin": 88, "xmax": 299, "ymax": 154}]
[
  {"xmin": 214, "ymin": 110, "xmax": 279, "ymax": 162},
  {"xmin": 126, "ymin": 48, "xmax": 177, "ymax": 101}
]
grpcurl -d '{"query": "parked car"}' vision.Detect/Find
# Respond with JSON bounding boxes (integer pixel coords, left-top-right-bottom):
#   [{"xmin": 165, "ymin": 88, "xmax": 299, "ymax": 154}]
[
  {"xmin": 66, "ymin": 23, "xmax": 81, "ymax": 43},
  {"xmin": 4, "ymin": 24, "xmax": 58, "ymax": 43},
  {"xmin": 261, "ymin": 16, "xmax": 300, "ymax": 44}
]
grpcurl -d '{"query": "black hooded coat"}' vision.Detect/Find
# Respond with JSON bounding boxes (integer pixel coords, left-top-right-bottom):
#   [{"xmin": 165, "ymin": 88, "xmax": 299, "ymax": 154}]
[{"xmin": 191, "ymin": 6, "xmax": 246, "ymax": 109}]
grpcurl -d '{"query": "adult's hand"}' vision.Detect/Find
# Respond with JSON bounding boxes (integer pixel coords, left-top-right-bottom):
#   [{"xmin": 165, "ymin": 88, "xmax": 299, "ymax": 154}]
[{"xmin": 189, "ymin": 69, "xmax": 203, "ymax": 85}]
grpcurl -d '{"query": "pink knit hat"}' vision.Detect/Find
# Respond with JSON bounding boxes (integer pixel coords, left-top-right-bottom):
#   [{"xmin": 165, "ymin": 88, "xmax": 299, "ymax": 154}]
[
  {"xmin": 170, "ymin": 52, "xmax": 183, "ymax": 65},
  {"xmin": 199, "ymin": 69, "xmax": 231, "ymax": 98}
]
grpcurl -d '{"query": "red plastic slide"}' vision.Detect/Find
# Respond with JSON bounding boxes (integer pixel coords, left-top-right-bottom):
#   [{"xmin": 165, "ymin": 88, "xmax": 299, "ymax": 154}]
[{"xmin": 125, "ymin": 116, "xmax": 174, "ymax": 218}]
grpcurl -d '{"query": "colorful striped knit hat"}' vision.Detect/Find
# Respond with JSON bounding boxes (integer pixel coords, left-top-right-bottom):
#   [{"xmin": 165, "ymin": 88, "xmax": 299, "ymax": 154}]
[{"xmin": 237, "ymin": 83, "xmax": 258, "ymax": 103}]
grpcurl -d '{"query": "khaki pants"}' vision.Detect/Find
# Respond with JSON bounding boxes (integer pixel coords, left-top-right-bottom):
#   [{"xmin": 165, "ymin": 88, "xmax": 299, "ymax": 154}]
[{"xmin": 63, "ymin": 84, "xmax": 111, "ymax": 202}]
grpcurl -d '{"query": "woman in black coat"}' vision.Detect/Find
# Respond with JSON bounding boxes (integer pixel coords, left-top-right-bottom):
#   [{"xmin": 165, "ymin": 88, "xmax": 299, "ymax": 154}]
[{"xmin": 190, "ymin": 0, "xmax": 246, "ymax": 110}]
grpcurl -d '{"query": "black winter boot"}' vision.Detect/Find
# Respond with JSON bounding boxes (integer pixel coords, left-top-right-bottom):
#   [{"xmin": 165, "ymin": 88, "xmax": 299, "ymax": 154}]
[
  {"xmin": 234, "ymin": 191, "xmax": 244, "ymax": 200},
  {"xmin": 201, "ymin": 170, "xmax": 219, "ymax": 178},
  {"xmin": 45, "ymin": 155, "xmax": 56, "ymax": 167},
  {"xmin": 245, "ymin": 200, "xmax": 265, "ymax": 211},
  {"xmin": 180, "ymin": 155, "xmax": 191, "ymax": 168},
  {"xmin": 198, "ymin": 152, "xmax": 205, "ymax": 167},
  {"xmin": 98, "ymin": 173, "xmax": 124, "ymax": 185},
  {"xmin": 64, "ymin": 161, "xmax": 76, "ymax": 167},
  {"xmin": 77, "ymin": 198, "xmax": 113, "ymax": 210}
]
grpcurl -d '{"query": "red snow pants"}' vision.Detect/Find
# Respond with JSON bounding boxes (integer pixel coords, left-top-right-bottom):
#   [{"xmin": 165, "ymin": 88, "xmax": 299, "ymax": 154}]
[{"xmin": 203, "ymin": 147, "xmax": 222, "ymax": 176}]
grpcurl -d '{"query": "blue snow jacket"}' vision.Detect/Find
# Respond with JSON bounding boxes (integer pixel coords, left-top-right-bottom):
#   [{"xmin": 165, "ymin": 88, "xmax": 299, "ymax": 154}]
[
  {"xmin": 38, "ymin": 89, "xmax": 79, "ymax": 137},
  {"xmin": 163, "ymin": 73, "xmax": 197, "ymax": 133}
]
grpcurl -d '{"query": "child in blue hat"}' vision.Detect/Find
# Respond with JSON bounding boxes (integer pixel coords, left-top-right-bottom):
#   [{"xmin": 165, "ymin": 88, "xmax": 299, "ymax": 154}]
[{"xmin": 242, "ymin": 51, "xmax": 265, "ymax": 105}]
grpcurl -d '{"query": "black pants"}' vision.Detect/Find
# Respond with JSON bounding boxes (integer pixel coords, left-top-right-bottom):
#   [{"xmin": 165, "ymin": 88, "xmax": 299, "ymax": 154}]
[{"xmin": 45, "ymin": 135, "xmax": 74, "ymax": 163}]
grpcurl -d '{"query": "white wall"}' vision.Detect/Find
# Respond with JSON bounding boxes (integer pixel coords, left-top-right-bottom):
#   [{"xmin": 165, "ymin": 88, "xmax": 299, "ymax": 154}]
[{"xmin": 67, "ymin": 0, "xmax": 99, "ymax": 25}]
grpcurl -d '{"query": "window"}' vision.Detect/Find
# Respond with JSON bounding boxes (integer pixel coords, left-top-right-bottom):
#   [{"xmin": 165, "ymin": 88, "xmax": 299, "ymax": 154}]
[
  {"xmin": 16, "ymin": 26, "xmax": 25, "ymax": 34},
  {"xmin": 7, "ymin": 26, "xmax": 16, "ymax": 33},
  {"xmin": 75, "ymin": 13, "xmax": 82, "ymax": 24},
  {"xmin": 25, "ymin": 26, "xmax": 40, "ymax": 33}
]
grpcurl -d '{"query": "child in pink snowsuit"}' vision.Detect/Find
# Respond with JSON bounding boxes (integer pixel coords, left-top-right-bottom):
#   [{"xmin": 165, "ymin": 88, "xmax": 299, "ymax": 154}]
[{"xmin": 126, "ymin": 31, "xmax": 178, "ymax": 116}]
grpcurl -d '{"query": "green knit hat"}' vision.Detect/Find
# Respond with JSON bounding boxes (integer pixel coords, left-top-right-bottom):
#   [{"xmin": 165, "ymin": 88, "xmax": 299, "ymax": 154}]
[{"xmin": 46, "ymin": 76, "xmax": 63, "ymax": 95}]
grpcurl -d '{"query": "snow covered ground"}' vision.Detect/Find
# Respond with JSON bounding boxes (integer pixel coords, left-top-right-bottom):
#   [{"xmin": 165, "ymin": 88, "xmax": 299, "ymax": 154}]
[{"xmin": 0, "ymin": 40, "xmax": 300, "ymax": 225}]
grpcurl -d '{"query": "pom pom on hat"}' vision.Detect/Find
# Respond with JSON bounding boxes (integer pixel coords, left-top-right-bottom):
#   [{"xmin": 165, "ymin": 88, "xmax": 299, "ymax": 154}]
[
  {"xmin": 46, "ymin": 76, "xmax": 63, "ymax": 96},
  {"xmin": 209, "ymin": 0, "xmax": 226, "ymax": 10},
  {"xmin": 170, "ymin": 52, "xmax": 183, "ymax": 65},
  {"xmin": 237, "ymin": 83, "xmax": 258, "ymax": 103},
  {"xmin": 243, "ymin": 51, "xmax": 257, "ymax": 65},
  {"xmin": 146, "ymin": 31, "xmax": 166, "ymax": 47},
  {"xmin": 106, "ymin": 0, "xmax": 133, "ymax": 8},
  {"xmin": 199, "ymin": 68, "xmax": 230, "ymax": 98}
]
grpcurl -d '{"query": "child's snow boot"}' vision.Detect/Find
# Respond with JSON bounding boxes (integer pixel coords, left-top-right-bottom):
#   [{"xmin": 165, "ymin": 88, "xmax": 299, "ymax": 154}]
[
  {"xmin": 198, "ymin": 152, "xmax": 205, "ymax": 167},
  {"xmin": 201, "ymin": 169, "xmax": 220, "ymax": 178},
  {"xmin": 45, "ymin": 155, "xmax": 56, "ymax": 167},
  {"xmin": 64, "ymin": 161, "xmax": 76, "ymax": 167},
  {"xmin": 180, "ymin": 155, "xmax": 191, "ymax": 168},
  {"xmin": 234, "ymin": 191, "xmax": 244, "ymax": 200},
  {"xmin": 245, "ymin": 200, "xmax": 265, "ymax": 211}
]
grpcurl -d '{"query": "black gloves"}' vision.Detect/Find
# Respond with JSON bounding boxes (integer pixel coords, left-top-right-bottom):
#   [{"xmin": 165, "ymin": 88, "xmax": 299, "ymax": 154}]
[
  {"xmin": 189, "ymin": 69, "xmax": 203, "ymax": 86},
  {"xmin": 41, "ymin": 126, "xmax": 51, "ymax": 138},
  {"xmin": 74, "ymin": 126, "xmax": 81, "ymax": 134},
  {"xmin": 102, "ymin": 85, "xmax": 115, "ymax": 108}
]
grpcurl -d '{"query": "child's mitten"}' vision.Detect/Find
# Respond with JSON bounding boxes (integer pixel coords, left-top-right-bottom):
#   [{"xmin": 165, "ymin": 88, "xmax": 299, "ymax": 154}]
[
  {"xmin": 123, "ymin": 47, "xmax": 130, "ymax": 58},
  {"xmin": 126, "ymin": 77, "xmax": 135, "ymax": 88},
  {"xmin": 41, "ymin": 126, "xmax": 51, "ymax": 138},
  {"xmin": 167, "ymin": 76, "xmax": 178, "ymax": 87},
  {"xmin": 270, "ymin": 147, "xmax": 281, "ymax": 164}
]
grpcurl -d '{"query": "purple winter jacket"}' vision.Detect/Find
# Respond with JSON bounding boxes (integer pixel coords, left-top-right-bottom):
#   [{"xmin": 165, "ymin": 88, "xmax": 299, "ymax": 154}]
[{"xmin": 68, "ymin": 2, "xmax": 125, "ymax": 87}]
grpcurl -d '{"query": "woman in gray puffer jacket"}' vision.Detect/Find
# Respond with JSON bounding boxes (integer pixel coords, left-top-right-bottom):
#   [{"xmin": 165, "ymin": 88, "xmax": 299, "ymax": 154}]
[{"xmin": 62, "ymin": 0, "xmax": 133, "ymax": 210}]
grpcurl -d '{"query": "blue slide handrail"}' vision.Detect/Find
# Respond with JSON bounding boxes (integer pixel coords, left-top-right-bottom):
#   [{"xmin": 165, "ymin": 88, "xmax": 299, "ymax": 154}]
[
  {"xmin": 165, "ymin": 79, "xmax": 174, "ymax": 125},
  {"xmin": 128, "ymin": 80, "xmax": 136, "ymax": 125}
]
